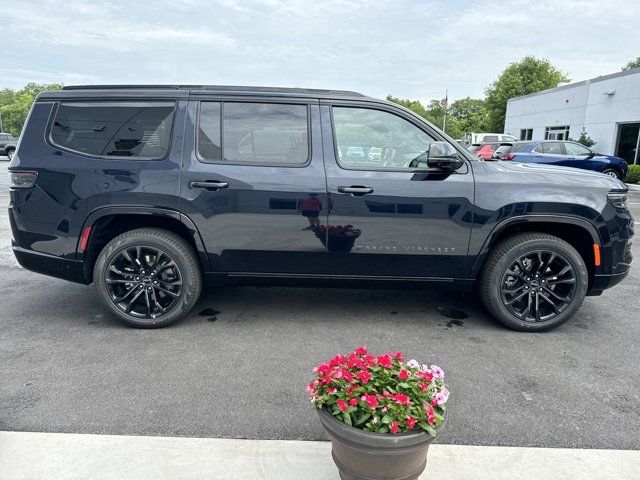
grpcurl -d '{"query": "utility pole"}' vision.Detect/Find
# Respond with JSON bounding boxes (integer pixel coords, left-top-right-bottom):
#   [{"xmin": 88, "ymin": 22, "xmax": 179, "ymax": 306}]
[
  {"xmin": 442, "ymin": 90, "xmax": 448, "ymax": 133},
  {"xmin": 0, "ymin": 110, "xmax": 3, "ymax": 132}
]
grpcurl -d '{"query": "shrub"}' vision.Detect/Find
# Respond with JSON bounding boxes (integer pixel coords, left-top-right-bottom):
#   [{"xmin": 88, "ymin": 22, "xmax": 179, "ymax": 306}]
[
  {"xmin": 306, "ymin": 347, "xmax": 448, "ymax": 436},
  {"xmin": 627, "ymin": 165, "xmax": 640, "ymax": 184}
]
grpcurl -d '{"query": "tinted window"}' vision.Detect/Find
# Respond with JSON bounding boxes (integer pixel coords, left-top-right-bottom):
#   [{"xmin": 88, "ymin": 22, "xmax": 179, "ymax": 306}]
[
  {"xmin": 50, "ymin": 102, "xmax": 175, "ymax": 158},
  {"xmin": 332, "ymin": 107, "xmax": 436, "ymax": 170},
  {"xmin": 510, "ymin": 142, "xmax": 533, "ymax": 152},
  {"xmin": 495, "ymin": 145, "xmax": 512, "ymax": 154},
  {"xmin": 199, "ymin": 102, "xmax": 308, "ymax": 165},
  {"xmin": 564, "ymin": 142, "xmax": 591, "ymax": 156},
  {"xmin": 468, "ymin": 145, "xmax": 481, "ymax": 152},
  {"xmin": 539, "ymin": 142, "xmax": 563, "ymax": 154},
  {"xmin": 483, "ymin": 135, "xmax": 499, "ymax": 142}
]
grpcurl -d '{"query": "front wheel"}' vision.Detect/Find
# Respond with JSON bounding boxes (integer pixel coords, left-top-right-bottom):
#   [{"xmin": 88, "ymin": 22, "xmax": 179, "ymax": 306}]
[
  {"xmin": 602, "ymin": 168, "xmax": 620, "ymax": 179},
  {"xmin": 480, "ymin": 233, "xmax": 588, "ymax": 332},
  {"xmin": 6, "ymin": 149, "xmax": 14, "ymax": 160},
  {"xmin": 94, "ymin": 228, "xmax": 202, "ymax": 328}
]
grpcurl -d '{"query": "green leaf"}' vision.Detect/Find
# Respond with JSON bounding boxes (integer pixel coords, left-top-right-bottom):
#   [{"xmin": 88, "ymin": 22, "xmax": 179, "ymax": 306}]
[
  {"xmin": 342, "ymin": 412, "xmax": 352, "ymax": 426},
  {"xmin": 381, "ymin": 415, "xmax": 392, "ymax": 424},
  {"xmin": 355, "ymin": 413, "xmax": 371, "ymax": 426},
  {"xmin": 424, "ymin": 425, "xmax": 437, "ymax": 437}
]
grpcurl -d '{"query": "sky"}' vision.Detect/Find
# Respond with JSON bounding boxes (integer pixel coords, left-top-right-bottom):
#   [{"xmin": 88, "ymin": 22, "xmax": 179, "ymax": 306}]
[{"xmin": 1, "ymin": 0, "xmax": 638, "ymax": 103}]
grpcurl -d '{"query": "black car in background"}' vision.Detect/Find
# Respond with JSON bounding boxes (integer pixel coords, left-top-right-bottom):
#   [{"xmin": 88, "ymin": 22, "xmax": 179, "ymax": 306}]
[
  {"xmin": 8, "ymin": 85, "xmax": 633, "ymax": 331},
  {"xmin": 0, "ymin": 132, "xmax": 17, "ymax": 159}
]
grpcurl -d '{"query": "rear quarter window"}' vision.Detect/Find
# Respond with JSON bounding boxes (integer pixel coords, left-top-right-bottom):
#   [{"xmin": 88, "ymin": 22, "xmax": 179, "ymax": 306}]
[
  {"xmin": 49, "ymin": 101, "xmax": 176, "ymax": 159},
  {"xmin": 510, "ymin": 143, "xmax": 534, "ymax": 153}
]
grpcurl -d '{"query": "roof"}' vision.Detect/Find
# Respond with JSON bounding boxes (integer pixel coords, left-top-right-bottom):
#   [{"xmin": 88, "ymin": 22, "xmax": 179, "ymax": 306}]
[
  {"xmin": 507, "ymin": 66, "xmax": 640, "ymax": 102},
  {"xmin": 37, "ymin": 84, "xmax": 369, "ymax": 101}
]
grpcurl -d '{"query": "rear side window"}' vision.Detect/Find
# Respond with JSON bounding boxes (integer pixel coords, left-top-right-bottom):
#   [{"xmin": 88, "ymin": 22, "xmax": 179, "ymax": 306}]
[
  {"xmin": 197, "ymin": 102, "xmax": 309, "ymax": 165},
  {"xmin": 49, "ymin": 102, "xmax": 175, "ymax": 159},
  {"xmin": 510, "ymin": 142, "xmax": 533, "ymax": 153}
]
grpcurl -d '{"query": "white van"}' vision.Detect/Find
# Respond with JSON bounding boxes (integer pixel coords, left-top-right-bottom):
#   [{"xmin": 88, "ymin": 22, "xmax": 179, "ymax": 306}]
[{"xmin": 462, "ymin": 132, "xmax": 517, "ymax": 144}]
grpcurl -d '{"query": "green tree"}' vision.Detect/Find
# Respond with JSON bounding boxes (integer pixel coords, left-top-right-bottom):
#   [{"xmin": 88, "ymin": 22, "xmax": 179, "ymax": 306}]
[
  {"xmin": 386, "ymin": 95, "xmax": 462, "ymax": 138},
  {"xmin": 485, "ymin": 56, "xmax": 568, "ymax": 133},
  {"xmin": 448, "ymin": 97, "xmax": 488, "ymax": 134},
  {"xmin": 0, "ymin": 83, "xmax": 62, "ymax": 136},
  {"xmin": 575, "ymin": 131, "xmax": 596, "ymax": 148},
  {"xmin": 622, "ymin": 56, "xmax": 640, "ymax": 71}
]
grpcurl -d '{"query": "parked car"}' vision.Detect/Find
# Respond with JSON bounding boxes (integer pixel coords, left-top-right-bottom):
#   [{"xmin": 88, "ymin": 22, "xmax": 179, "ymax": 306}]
[
  {"xmin": 8, "ymin": 85, "xmax": 633, "ymax": 332},
  {"xmin": 471, "ymin": 142, "xmax": 509, "ymax": 160},
  {"xmin": 505, "ymin": 141, "xmax": 628, "ymax": 180},
  {"xmin": 462, "ymin": 132, "xmax": 517, "ymax": 144},
  {"xmin": 0, "ymin": 132, "xmax": 17, "ymax": 160},
  {"xmin": 491, "ymin": 143, "xmax": 515, "ymax": 160}
]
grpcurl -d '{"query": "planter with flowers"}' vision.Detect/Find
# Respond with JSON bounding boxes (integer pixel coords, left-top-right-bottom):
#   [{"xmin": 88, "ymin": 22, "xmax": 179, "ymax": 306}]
[
  {"xmin": 314, "ymin": 224, "xmax": 361, "ymax": 253},
  {"xmin": 306, "ymin": 347, "xmax": 448, "ymax": 480}
]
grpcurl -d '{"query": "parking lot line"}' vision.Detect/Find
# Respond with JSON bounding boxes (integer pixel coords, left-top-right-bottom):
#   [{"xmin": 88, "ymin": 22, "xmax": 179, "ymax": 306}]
[{"xmin": 1, "ymin": 431, "xmax": 638, "ymax": 480}]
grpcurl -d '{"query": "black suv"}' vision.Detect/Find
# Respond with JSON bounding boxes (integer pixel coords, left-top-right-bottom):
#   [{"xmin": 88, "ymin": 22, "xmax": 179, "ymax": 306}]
[
  {"xmin": 0, "ymin": 132, "xmax": 17, "ymax": 159},
  {"xmin": 8, "ymin": 85, "xmax": 633, "ymax": 331}
]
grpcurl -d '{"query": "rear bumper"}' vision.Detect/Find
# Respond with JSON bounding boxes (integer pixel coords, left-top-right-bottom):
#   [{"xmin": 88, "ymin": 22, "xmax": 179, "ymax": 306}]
[{"xmin": 13, "ymin": 246, "xmax": 88, "ymax": 284}]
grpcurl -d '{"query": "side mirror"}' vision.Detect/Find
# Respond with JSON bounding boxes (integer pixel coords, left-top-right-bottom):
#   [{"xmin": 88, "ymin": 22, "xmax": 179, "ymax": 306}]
[{"xmin": 427, "ymin": 142, "xmax": 464, "ymax": 171}]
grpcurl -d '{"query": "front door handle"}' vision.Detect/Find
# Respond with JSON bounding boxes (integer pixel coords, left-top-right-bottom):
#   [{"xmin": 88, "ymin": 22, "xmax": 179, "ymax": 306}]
[
  {"xmin": 337, "ymin": 186, "xmax": 374, "ymax": 196},
  {"xmin": 190, "ymin": 181, "xmax": 229, "ymax": 190}
]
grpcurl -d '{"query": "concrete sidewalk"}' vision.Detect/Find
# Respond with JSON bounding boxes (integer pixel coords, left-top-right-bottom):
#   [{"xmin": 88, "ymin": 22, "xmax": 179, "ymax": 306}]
[{"xmin": 1, "ymin": 431, "xmax": 639, "ymax": 480}]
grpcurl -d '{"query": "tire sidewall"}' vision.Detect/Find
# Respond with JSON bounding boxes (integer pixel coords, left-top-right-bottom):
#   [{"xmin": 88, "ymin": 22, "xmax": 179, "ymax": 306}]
[
  {"xmin": 485, "ymin": 238, "xmax": 588, "ymax": 332},
  {"xmin": 94, "ymin": 231, "xmax": 200, "ymax": 328}
]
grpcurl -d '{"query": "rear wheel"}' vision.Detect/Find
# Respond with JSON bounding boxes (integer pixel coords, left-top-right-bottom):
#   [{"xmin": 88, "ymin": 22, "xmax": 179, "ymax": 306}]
[
  {"xmin": 480, "ymin": 233, "xmax": 588, "ymax": 332},
  {"xmin": 602, "ymin": 168, "xmax": 619, "ymax": 179},
  {"xmin": 6, "ymin": 149, "xmax": 14, "ymax": 160},
  {"xmin": 94, "ymin": 228, "xmax": 202, "ymax": 328}
]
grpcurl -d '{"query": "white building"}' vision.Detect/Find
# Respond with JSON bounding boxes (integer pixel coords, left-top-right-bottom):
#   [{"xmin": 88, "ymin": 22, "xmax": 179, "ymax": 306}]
[{"xmin": 504, "ymin": 67, "xmax": 640, "ymax": 164}]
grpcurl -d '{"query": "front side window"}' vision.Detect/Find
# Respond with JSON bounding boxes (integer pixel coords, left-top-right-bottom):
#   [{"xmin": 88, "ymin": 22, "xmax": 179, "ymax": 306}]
[
  {"xmin": 197, "ymin": 102, "xmax": 309, "ymax": 165},
  {"xmin": 332, "ymin": 107, "xmax": 436, "ymax": 170},
  {"xmin": 50, "ymin": 102, "xmax": 175, "ymax": 158},
  {"xmin": 564, "ymin": 142, "xmax": 591, "ymax": 156}
]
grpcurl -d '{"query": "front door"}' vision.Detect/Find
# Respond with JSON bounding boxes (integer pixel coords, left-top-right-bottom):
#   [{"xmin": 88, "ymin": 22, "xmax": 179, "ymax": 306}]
[
  {"xmin": 180, "ymin": 99, "xmax": 330, "ymax": 274},
  {"xmin": 320, "ymin": 104, "xmax": 475, "ymax": 279}
]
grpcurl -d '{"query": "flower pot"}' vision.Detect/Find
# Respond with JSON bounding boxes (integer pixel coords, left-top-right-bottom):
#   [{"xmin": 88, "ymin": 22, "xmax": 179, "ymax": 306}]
[{"xmin": 316, "ymin": 407, "xmax": 444, "ymax": 480}]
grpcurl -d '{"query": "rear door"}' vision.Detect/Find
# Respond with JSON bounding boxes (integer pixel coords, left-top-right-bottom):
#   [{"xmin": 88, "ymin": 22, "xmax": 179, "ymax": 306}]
[
  {"xmin": 320, "ymin": 103, "xmax": 474, "ymax": 279},
  {"xmin": 180, "ymin": 97, "xmax": 330, "ymax": 275}
]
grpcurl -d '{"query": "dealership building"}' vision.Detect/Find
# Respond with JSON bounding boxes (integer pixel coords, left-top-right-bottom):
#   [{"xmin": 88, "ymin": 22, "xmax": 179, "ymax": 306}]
[{"xmin": 503, "ymin": 67, "xmax": 640, "ymax": 164}]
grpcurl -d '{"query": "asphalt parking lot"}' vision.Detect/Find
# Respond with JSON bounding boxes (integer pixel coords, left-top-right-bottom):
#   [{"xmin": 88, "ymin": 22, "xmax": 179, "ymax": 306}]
[{"xmin": 1, "ymin": 159, "xmax": 639, "ymax": 450}]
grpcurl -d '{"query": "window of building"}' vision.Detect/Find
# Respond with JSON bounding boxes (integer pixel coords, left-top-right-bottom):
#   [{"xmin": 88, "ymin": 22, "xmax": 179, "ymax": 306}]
[
  {"xmin": 197, "ymin": 102, "xmax": 309, "ymax": 165},
  {"xmin": 520, "ymin": 129, "xmax": 533, "ymax": 141},
  {"xmin": 544, "ymin": 126, "xmax": 570, "ymax": 141},
  {"xmin": 49, "ymin": 102, "xmax": 175, "ymax": 159},
  {"xmin": 332, "ymin": 106, "xmax": 436, "ymax": 170}
]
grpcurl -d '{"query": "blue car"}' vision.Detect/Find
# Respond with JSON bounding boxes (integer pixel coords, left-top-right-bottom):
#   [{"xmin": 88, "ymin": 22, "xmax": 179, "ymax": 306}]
[{"xmin": 503, "ymin": 141, "xmax": 628, "ymax": 180}]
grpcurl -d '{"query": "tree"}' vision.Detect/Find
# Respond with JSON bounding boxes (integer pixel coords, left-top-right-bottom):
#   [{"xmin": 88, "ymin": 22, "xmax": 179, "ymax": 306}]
[
  {"xmin": 575, "ymin": 131, "xmax": 596, "ymax": 148},
  {"xmin": 622, "ymin": 57, "xmax": 640, "ymax": 71},
  {"xmin": 485, "ymin": 56, "xmax": 569, "ymax": 133},
  {"xmin": 0, "ymin": 83, "xmax": 62, "ymax": 136},
  {"xmin": 448, "ymin": 97, "xmax": 488, "ymax": 134},
  {"xmin": 386, "ymin": 95, "xmax": 463, "ymax": 138}
]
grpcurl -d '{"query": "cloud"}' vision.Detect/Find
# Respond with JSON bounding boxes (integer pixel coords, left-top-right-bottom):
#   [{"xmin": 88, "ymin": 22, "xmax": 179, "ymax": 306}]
[{"xmin": 1, "ymin": 0, "xmax": 639, "ymax": 102}]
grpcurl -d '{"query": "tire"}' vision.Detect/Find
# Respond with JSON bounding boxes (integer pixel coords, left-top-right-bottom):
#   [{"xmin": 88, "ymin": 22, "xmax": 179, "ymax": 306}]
[
  {"xmin": 602, "ymin": 169, "xmax": 619, "ymax": 179},
  {"xmin": 6, "ymin": 149, "xmax": 14, "ymax": 160},
  {"xmin": 94, "ymin": 228, "xmax": 202, "ymax": 328},
  {"xmin": 480, "ymin": 232, "xmax": 588, "ymax": 332}
]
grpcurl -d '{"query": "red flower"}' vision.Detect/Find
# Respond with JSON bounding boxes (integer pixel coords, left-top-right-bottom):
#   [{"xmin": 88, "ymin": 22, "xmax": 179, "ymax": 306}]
[
  {"xmin": 349, "ymin": 397, "xmax": 359, "ymax": 406},
  {"xmin": 417, "ymin": 370, "xmax": 433, "ymax": 382},
  {"xmin": 329, "ymin": 355, "xmax": 347, "ymax": 367},
  {"xmin": 406, "ymin": 416, "xmax": 417, "ymax": 429},
  {"xmin": 348, "ymin": 354, "xmax": 365, "ymax": 369},
  {"xmin": 346, "ymin": 386, "xmax": 355, "ymax": 395},
  {"xmin": 327, "ymin": 387, "xmax": 336, "ymax": 394},
  {"xmin": 354, "ymin": 346, "xmax": 367, "ymax": 356},
  {"xmin": 419, "ymin": 382, "xmax": 427, "ymax": 391},
  {"xmin": 397, "ymin": 370, "xmax": 409, "ymax": 380},
  {"xmin": 392, "ymin": 352, "xmax": 404, "ymax": 362},
  {"xmin": 377, "ymin": 354, "xmax": 393, "ymax": 369},
  {"xmin": 337, "ymin": 400, "xmax": 349, "ymax": 412},
  {"xmin": 361, "ymin": 394, "xmax": 379, "ymax": 408},
  {"xmin": 428, "ymin": 414, "xmax": 435, "ymax": 425},
  {"xmin": 314, "ymin": 363, "xmax": 330, "ymax": 376},
  {"xmin": 392, "ymin": 393, "xmax": 411, "ymax": 406},
  {"xmin": 390, "ymin": 421, "xmax": 399, "ymax": 434},
  {"xmin": 363, "ymin": 355, "xmax": 377, "ymax": 367},
  {"xmin": 355, "ymin": 370, "xmax": 372, "ymax": 384}
]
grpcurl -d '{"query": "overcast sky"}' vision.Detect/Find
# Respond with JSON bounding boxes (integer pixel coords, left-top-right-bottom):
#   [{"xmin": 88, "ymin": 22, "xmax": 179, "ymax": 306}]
[{"xmin": 1, "ymin": 0, "xmax": 638, "ymax": 102}]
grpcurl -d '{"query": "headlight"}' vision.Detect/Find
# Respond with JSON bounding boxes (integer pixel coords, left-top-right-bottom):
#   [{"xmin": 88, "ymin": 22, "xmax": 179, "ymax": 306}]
[{"xmin": 607, "ymin": 191, "xmax": 628, "ymax": 210}]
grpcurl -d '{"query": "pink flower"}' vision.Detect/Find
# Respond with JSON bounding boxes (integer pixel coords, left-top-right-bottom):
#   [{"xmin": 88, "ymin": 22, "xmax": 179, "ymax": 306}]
[
  {"xmin": 430, "ymin": 365, "xmax": 444, "ymax": 379},
  {"xmin": 434, "ymin": 387, "xmax": 449, "ymax": 405},
  {"xmin": 419, "ymin": 382, "xmax": 427, "ymax": 391},
  {"xmin": 355, "ymin": 370, "xmax": 372, "ymax": 384},
  {"xmin": 392, "ymin": 393, "xmax": 411, "ymax": 406},
  {"xmin": 348, "ymin": 354, "xmax": 365, "ymax": 369},
  {"xmin": 422, "ymin": 403, "xmax": 434, "ymax": 415},
  {"xmin": 392, "ymin": 352, "xmax": 405, "ymax": 362},
  {"xmin": 406, "ymin": 416, "xmax": 417, "ymax": 429},
  {"xmin": 354, "ymin": 346, "xmax": 367, "ymax": 356},
  {"xmin": 397, "ymin": 369, "xmax": 409, "ymax": 380},
  {"xmin": 406, "ymin": 359, "xmax": 420, "ymax": 369},
  {"xmin": 349, "ymin": 397, "xmax": 359, "ymax": 406},
  {"xmin": 361, "ymin": 394, "xmax": 379, "ymax": 408},
  {"xmin": 377, "ymin": 354, "xmax": 393, "ymax": 369},
  {"xmin": 327, "ymin": 387, "xmax": 336, "ymax": 394},
  {"xmin": 390, "ymin": 421, "xmax": 399, "ymax": 434},
  {"xmin": 337, "ymin": 400, "xmax": 349, "ymax": 412}
]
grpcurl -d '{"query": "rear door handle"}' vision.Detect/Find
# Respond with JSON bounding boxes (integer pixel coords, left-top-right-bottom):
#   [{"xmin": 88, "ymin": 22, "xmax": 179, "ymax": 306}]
[
  {"xmin": 190, "ymin": 181, "xmax": 229, "ymax": 190},
  {"xmin": 337, "ymin": 186, "xmax": 374, "ymax": 196}
]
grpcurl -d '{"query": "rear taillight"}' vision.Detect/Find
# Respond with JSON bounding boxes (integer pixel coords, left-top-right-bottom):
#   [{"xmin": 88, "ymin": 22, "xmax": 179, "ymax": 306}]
[
  {"xmin": 9, "ymin": 171, "xmax": 38, "ymax": 189},
  {"xmin": 503, "ymin": 153, "xmax": 515, "ymax": 160}
]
